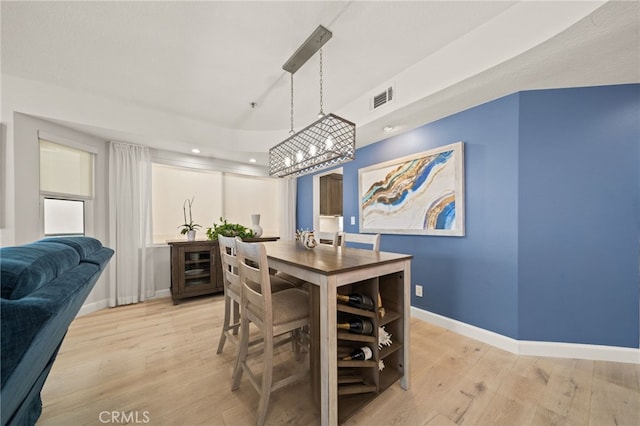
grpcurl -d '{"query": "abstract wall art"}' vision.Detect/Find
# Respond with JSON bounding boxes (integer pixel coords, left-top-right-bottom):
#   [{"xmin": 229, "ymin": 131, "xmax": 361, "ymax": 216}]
[{"xmin": 359, "ymin": 141, "xmax": 465, "ymax": 236}]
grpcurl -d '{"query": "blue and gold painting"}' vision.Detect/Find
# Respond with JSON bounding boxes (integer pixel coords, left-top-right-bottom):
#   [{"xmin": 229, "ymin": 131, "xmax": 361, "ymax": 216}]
[{"xmin": 359, "ymin": 142, "xmax": 464, "ymax": 236}]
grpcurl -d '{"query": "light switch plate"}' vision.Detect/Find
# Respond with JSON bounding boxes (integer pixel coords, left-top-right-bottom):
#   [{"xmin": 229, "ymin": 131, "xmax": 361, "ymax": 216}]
[
  {"xmin": 350, "ymin": 216, "xmax": 355, "ymax": 225},
  {"xmin": 416, "ymin": 285, "xmax": 423, "ymax": 297}
]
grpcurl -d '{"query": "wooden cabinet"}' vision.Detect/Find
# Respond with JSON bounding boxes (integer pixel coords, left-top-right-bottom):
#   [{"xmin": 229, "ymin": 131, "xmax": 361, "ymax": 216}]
[
  {"xmin": 168, "ymin": 240, "xmax": 223, "ymax": 304},
  {"xmin": 335, "ymin": 272, "xmax": 406, "ymax": 423},
  {"xmin": 168, "ymin": 237, "xmax": 280, "ymax": 304},
  {"xmin": 320, "ymin": 173, "xmax": 343, "ymax": 216}
]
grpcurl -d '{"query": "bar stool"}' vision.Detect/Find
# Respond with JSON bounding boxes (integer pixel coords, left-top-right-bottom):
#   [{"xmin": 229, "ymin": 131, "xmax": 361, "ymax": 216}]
[
  {"xmin": 232, "ymin": 240, "xmax": 309, "ymax": 426},
  {"xmin": 216, "ymin": 235, "xmax": 295, "ymax": 355},
  {"xmin": 340, "ymin": 232, "xmax": 381, "ymax": 251},
  {"xmin": 316, "ymin": 231, "xmax": 339, "ymax": 247}
]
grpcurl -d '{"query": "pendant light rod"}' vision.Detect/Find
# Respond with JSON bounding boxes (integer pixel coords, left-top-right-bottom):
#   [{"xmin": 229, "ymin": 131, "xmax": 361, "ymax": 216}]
[{"xmin": 282, "ymin": 25, "xmax": 332, "ymax": 74}]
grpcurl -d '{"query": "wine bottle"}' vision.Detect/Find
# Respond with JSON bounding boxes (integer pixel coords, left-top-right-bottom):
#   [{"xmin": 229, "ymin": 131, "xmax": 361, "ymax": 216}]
[
  {"xmin": 337, "ymin": 318, "xmax": 374, "ymax": 335},
  {"xmin": 336, "ymin": 293, "xmax": 375, "ymax": 311},
  {"xmin": 342, "ymin": 346, "xmax": 373, "ymax": 361}
]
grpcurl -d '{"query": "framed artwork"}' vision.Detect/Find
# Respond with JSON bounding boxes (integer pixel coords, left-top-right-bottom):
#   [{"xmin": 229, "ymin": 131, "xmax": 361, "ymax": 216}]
[{"xmin": 359, "ymin": 141, "xmax": 465, "ymax": 236}]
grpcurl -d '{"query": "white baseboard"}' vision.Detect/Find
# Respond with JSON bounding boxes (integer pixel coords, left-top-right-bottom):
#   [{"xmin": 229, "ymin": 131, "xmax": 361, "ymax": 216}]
[
  {"xmin": 154, "ymin": 289, "xmax": 171, "ymax": 299},
  {"xmin": 77, "ymin": 299, "xmax": 109, "ymax": 317},
  {"xmin": 518, "ymin": 340, "xmax": 640, "ymax": 364},
  {"xmin": 411, "ymin": 306, "xmax": 640, "ymax": 364},
  {"xmin": 77, "ymin": 290, "xmax": 173, "ymax": 317}
]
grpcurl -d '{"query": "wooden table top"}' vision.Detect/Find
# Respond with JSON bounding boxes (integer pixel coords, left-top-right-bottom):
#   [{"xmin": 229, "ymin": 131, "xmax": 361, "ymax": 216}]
[{"xmin": 263, "ymin": 240, "xmax": 412, "ymax": 275}]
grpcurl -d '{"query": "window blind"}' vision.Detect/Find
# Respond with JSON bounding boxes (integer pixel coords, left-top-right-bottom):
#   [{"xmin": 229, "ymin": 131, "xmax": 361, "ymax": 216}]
[{"xmin": 39, "ymin": 139, "xmax": 94, "ymax": 198}]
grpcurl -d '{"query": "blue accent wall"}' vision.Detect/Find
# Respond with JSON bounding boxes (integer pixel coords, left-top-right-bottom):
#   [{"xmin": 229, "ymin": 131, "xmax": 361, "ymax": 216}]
[
  {"xmin": 518, "ymin": 85, "xmax": 640, "ymax": 347},
  {"xmin": 296, "ymin": 84, "xmax": 640, "ymax": 348}
]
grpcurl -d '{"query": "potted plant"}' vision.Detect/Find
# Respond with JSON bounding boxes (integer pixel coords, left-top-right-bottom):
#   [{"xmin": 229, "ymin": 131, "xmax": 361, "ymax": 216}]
[
  {"xmin": 206, "ymin": 217, "xmax": 255, "ymax": 240},
  {"xmin": 179, "ymin": 197, "xmax": 201, "ymax": 241}
]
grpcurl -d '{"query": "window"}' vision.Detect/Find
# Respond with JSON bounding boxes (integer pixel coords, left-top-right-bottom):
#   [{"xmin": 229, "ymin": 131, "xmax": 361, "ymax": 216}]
[
  {"xmin": 151, "ymin": 164, "xmax": 280, "ymax": 244},
  {"xmin": 43, "ymin": 198, "xmax": 84, "ymax": 236},
  {"xmin": 152, "ymin": 164, "xmax": 223, "ymax": 243},
  {"xmin": 39, "ymin": 137, "xmax": 95, "ymax": 236},
  {"xmin": 223, "ymin": 173, "xmax": 279, "ymax": 237}
]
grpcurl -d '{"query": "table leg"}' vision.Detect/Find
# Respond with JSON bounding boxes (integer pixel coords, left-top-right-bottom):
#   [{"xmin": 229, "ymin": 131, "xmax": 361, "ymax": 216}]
[
  {"xmin": 319, "ymin": 276, "xmax": 338, "ymax": 426},
  {"xmin": 401, "ymin": 259, "xmax": 411, "ymax": 390},
  {"xmin": 309, "ymin": 285, "xmax": 320, "ymax": 405}
]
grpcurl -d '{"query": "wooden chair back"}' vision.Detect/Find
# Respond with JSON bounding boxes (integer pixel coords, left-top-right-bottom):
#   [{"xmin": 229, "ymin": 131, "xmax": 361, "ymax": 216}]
[
  {"xmin": 340, "ymin": 232, "xmax": 381, "ymax": 252},
  {"xmin": 218, "ymin": 235, "xmax": 241, "ymax": 297},
  {"xmin": 316, "ymin": 231, "xmax": 339, "ymax": 247},
  {"xmin": 235, "ymin": 240, "xmax": 273, "ymax": 329}
]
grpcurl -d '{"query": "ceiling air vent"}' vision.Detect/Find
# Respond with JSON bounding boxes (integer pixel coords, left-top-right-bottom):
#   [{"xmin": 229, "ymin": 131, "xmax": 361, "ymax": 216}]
[{"xmin": 371, "ymin": 86, "xmax": 394, "ymax": 110}]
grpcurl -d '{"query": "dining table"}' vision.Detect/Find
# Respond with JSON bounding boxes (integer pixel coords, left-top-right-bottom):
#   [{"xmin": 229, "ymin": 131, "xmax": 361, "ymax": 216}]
[{"xmin": 263, "ymin": 240, "xmax": 412, "ymax": 425}]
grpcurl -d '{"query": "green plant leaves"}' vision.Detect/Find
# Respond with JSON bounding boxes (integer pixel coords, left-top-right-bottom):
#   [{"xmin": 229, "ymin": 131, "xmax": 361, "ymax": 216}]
[{"xmin": 206, "ymin": 217, "xmax": 255, "ymax": 240}]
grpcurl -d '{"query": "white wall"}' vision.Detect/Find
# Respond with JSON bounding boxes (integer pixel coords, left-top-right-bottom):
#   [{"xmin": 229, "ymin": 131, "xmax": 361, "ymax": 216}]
[
  {"xmin": 1, "ymin": 75, "xmax": 278, "ymax": 313},
  {"xmin": 152, "ymin": 245, "xmax": 172, "ymax": 296}
]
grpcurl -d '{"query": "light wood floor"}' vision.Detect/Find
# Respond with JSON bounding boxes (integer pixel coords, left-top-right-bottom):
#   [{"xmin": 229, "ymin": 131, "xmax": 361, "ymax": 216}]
[{"xmin": 38, "ymin": 296, "xmax": 639, "ymax": 426}]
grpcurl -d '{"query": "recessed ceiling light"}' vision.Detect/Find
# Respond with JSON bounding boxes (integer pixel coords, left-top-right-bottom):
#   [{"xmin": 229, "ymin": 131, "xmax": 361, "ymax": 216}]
[
  {"xmin": 383, "ymin": 126, "xmax": 394, "ymax": 132},
  {"xmin": 191, "ymin": 148, "xmax": 201, "ymax": 154},
  {"xmin": 249, "ymin": 158, "xmax": 257, "ymax": 163}
]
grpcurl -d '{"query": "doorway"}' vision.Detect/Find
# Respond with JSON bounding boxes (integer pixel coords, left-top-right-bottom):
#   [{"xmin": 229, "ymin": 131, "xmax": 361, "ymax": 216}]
[{"xmin": 312, "ymin": 168, "xmax": 343, "ymax": 233}]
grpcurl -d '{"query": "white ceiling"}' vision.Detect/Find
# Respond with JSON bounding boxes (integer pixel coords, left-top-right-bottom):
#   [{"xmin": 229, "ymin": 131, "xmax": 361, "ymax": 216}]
[{"xmin": 2, "ymin": 1, "xmax": 639, "ymax": 167}]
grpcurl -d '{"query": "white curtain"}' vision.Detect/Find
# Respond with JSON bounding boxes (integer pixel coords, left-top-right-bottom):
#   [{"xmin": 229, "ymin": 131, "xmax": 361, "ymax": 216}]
[
  {"xmin": 108, "ymin": 141, "xmax": 155, "ymax": 306},
  {"xmin": 278, "ymin": 178, "xmax": 297, "ymax": 240}
]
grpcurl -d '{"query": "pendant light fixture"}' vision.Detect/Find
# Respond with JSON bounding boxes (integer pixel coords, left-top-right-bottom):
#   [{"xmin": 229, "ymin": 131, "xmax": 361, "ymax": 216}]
[{"xmin": 269, "ymin": 25, "xmax": 356, "ymax": 178}]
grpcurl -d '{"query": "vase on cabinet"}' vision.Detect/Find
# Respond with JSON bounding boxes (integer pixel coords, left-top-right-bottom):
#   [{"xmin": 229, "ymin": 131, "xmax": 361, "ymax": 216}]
[
  {"xmin": 187, "ymin": 230, "xmax": 196, "ymax": 241},
  {"xmin": 250, "ymin": 214, "xmax": 263, "ymax": 237}
]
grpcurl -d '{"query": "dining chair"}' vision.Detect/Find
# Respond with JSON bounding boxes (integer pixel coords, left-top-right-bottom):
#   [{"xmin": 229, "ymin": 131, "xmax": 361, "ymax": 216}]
[
  {"xmin": 340, "ymin": 232, "xmax": 381, "ymax": 252},
  {"xmin": 232, "ymin": 240, "xmax": 310, "ymax": 426},
  {"xmin": 316, "ymin": 230, "xmax": 339, "ymax": 247},
  {"xmin": 216, "ymin": 235, "xmax": 295, "ymax": 355}
]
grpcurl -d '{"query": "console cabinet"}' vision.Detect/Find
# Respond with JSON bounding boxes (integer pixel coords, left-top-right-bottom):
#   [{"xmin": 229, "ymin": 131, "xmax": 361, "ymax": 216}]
[
  {"xmin": 168, "ymin": 240, "xmax": 223, "ymax": 304},
  {"xmin": 168, "ymin": 237, "xmax": 279, "ymax": 304}
]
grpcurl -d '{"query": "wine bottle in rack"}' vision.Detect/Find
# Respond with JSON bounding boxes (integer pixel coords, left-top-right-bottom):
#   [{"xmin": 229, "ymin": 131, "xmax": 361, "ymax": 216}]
[
  {"xmin": 337, "ymin": 318, "xmax": 374, "ymax": 335},
  {"xmin": 336, "ymin": 293, "xmax": 375, "ymax": 311},
  {"xmin": 342, "ymin": 346, "xmax": 373, "ymax": 361}
]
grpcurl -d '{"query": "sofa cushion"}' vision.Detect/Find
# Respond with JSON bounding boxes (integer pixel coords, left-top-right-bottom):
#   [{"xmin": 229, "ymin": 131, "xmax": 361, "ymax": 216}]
[
  {"xmin": 42, "ymin": 237, "xmax": 114, "ymax": 269},
  {"xmin": 1, "ymin": 242, "xmax": 80, "ymax": 300},
  {"xmin": 41, "ymin": 236, "xmax": 102, "ymax": 260}
]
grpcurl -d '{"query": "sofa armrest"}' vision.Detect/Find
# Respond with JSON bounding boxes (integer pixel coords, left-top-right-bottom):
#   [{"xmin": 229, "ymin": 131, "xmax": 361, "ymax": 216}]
[{"xmin": 0, "ymin": 262, "xmax": 102, "ymax": 426}]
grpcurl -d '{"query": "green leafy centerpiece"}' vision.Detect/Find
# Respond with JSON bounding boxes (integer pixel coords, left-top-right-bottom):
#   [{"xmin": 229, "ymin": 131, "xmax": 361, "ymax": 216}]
[{"xmin": 206, "ymin": 217, "xmax": 255, "ymax": 240}]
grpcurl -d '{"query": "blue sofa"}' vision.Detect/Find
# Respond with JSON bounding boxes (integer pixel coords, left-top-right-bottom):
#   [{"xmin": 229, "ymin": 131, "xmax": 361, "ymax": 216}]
[{"xmin": 1, "ymin": 237, "xmax": 114, "ymax": 426}]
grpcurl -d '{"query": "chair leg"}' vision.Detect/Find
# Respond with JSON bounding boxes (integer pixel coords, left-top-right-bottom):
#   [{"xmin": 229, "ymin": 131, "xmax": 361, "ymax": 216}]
[
  {"xmin": 231, "ymin": 314, "xmax": 250, "ymax": 391},
  {"xmin": 256, "ymin": 333, "xmax": 274, "ymax": 426},
  {"xmin": 216, "ymin": 293, "xmax": 231, "ymax": 354},
  {"xmin": 232, "ymin": 299, "xmax": 240, "ymax": 335}
]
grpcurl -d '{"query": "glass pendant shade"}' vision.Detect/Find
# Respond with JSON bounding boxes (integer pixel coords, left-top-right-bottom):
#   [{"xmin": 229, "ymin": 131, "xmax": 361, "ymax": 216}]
[{"xmin": 269, "ymin": 113, "xmax": 355, "ymax": 178}]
